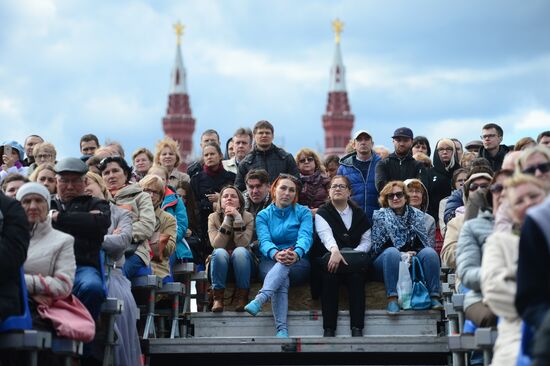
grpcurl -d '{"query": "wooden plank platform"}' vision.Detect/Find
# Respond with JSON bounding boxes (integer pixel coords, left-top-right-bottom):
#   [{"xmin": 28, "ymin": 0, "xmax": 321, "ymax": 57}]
[{"xmin": 191, "ymin": 310, "xmax": 443, "ymax": 337}]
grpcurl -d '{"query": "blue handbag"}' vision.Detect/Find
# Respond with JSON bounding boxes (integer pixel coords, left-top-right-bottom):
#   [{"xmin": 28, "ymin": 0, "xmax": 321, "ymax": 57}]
[{"xmin": 410, "ymin": 256, "xmax": 431, "ymax": 310}]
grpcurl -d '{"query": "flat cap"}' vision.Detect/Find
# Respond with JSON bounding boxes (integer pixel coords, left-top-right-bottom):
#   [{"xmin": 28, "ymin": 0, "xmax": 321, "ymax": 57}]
[{"xmin": 55, "ymin": 157, "xmax": 88, "ymax": 175}]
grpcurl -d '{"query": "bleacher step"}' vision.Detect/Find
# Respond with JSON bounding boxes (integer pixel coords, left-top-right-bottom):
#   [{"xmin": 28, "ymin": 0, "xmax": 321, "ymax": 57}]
[
  {"xmin": 191, "ymin": 310, "xmax": 442, "ymax": 337},
  {"xmin": 147, "ymin": 334, "xmax": 448, "ymax": 354}
]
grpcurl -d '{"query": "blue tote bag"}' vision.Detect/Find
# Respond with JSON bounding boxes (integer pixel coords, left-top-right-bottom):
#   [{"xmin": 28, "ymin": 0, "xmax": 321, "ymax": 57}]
[{"xmin": 410, "ymin": 255, "xmax": 431, "ymax": 310}]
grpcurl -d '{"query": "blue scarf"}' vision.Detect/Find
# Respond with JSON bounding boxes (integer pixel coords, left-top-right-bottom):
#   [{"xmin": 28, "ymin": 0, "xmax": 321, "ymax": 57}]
[{"xmin": 371, "ymin": 205, "xmax": 430, "ymax": 256}]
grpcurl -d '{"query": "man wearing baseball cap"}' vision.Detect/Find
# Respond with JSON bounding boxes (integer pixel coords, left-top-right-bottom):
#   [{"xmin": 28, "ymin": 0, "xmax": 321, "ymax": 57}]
[
  {"xmin": 375, "ymin": 127, "xmax": 426, "ymax": 192},
  {"xmin": 337, "ymin": 130, "xmax": 381, "ymax": 221},
  {"xmin": 50, "ymin": 157, "xmax": 111, "ymax": 322}
]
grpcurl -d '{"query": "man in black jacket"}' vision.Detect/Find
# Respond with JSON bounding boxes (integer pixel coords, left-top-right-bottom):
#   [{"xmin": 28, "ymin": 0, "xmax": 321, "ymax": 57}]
[
  {"xmin": 51, "ymin": 157, "xmax": 111, "ymax": 320},
  {"xmin": 375, "ymin": 127, "xmax": 426, "ymax": 192},
  {"xmin": 0, "ymin": 191, "xmax": 29, "ymax": 321},
  {"xmin": 235, "ymin": 120, "xmax": 300, "ymax": 191},
  {"xmin": 478, "ymin": 123, "xmax": 510, "ymax": 172}
]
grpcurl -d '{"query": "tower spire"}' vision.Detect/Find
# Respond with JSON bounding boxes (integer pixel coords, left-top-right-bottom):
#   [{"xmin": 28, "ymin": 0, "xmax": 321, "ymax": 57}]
[
  {"xmin": 163, "ymin": 21, "xmax": 196, "ymax": 170},
  {"xmin": 322, "ymin": 18, "xmax": 354, "ymax": 157},
  {"xmin": 329, "ymin": 18, "xmax": 346, "ymax": 92},
  {"xmin": 170, "ymin": 21, "xmax": 187, "ymax": 94}
]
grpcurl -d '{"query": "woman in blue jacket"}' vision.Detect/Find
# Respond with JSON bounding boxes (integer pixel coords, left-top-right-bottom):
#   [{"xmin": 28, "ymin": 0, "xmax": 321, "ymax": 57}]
[{"xmin": 244, "ymin": 174, "xmax": 313, "ymax": 338}]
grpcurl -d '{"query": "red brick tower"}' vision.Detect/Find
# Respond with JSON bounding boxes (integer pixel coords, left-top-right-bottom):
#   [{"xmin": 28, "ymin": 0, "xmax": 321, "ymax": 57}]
[
  {"xmin": 322, "ymin": 19, "xmax": 354, "ymax": 157},
  {"xmin": 162, "ymin": 21, "xmax": 195, "ymax": 171}
]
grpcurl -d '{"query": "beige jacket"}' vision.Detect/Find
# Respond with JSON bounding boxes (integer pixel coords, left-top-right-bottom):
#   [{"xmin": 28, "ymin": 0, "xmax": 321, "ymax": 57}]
[
  {"xmin": 150, "ymin": 208, "xmax": 177, "ymax": 279},
  {"xmin": 112, "ymin": 184, "xmax": 155, "ymax": 266},
  {"xmin": 208, "ymin": 210, "xmax": 255, "ymax": 251},
  {"xmin": 440, "ymin": 213, "xmax": 464, "ymax": 270},
  {"xmin": 481, "ymin": 231, "xmax": 520, "ymax": 366},
  {"xmin": 24, "ymin": 216, "xmax": 76, "ymax": 300}
]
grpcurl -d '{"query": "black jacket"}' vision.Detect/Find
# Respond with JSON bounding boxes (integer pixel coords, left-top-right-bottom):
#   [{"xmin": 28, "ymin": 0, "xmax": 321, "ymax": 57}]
[
  {"xmin": 235, "ymin": 144, "xmax": 299, "ymax": 191},
  {"xmin": 51, "ymin": 195, "xmax": 111, "ymax": 269},
  {"xmin": 375, "ymin": 152, "xmax": 426, "ymax": 192},
  {"xmin": 478, "ymin": 144, "xmax": 511, "ymax": 172},
  {"xmin": 190, "ymin": 168, "xmax": 236, "ymax": 258},
  {"xmin": 426, "ymin": 143, "xmax": 460, "ymax": 224},
  {"xmin": 0, "ymin": 192, "xmax": 30, "ymax": 320},
  {"xmin": 515, "ymin": 199, "xmax": 550, "ymax": 332}
]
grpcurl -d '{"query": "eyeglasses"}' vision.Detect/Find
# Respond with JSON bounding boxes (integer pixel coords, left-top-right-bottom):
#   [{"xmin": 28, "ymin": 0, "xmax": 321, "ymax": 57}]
[
  {"xmin": 387, "ymin": 192, "xmax": 404, "ymax": 200},
  {"xmin": 469, "ymin": 183, "xmax": 489, "ymax": 192},
  {"xmin": 480, "ymin": 134, "xmax": 498, "ymax": 140},
  {"xmin": 437, "ymin": 147, "xmax": 454, "ymax": 153},
  {"xmin": 298, "ymin": 157, "xmax": 314, "ymax": 164},
  {"xmin": 522, "ymin": 162, "xmax": 550, "ymax": 175},
  {"xmin": 330, "ymin": 184, "xmax": 348, "ymax": 190},
  {"xmin": 36, "ymin": 154, "xmax": 52, "ymax": 160}
]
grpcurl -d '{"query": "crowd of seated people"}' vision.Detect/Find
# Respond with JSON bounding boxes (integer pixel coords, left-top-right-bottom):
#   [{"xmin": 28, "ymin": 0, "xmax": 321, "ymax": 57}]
[{"xmin": 1, "ymin": 121, "xmax": 549, "ymax": 365}]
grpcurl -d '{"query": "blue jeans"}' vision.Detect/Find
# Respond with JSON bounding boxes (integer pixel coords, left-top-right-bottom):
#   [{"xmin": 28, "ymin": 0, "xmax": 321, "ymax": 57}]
[
  {"xmin": 123, "ymin": 254, "xmax": 150, "ymax": 280},
  {"xmin": 210, "ymin": 247, "xmax": 256, "ymax": 289},
  {"xmin": 373, "ymin": 247, "xmax": 441, "ymax": 298},
  {"xmin": 254, "ymin": 257, "xmax": 310, "ymax": 333},
  {"xmin": 73, "ymin": 265, "xmax": 105, "ymax": 320}
]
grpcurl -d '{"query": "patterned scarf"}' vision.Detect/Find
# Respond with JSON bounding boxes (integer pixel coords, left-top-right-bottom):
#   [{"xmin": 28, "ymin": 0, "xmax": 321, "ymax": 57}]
[{"xmin": 371, "ymin": 205, "xmax": 430, "ymax": 255}]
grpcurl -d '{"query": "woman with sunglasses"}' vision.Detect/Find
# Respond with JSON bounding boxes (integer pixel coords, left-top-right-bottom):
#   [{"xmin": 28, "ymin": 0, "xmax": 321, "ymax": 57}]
[
  {"xmin": 244, "ymin": 174, "xmax": 312, "ymax": 338},
  {"xmin": 456, "ymin": 172, "xmax": 498, "ymax": 329},
  {"xmin": 481, "ymin": 174, "xmax": 548, "ymax": 366},
  {"xmin": 313, "ymin": 175, "xmax": 371, "ymax": 337},
  {"xmin": 371, "ymin": 181, "xmax": 442, "ymax": 314},
  {"xmin": 98, "ymin": 156, "xmax": 155, "ymax": 280},
  {"xmin": 516, "ymin": 145, "xmax": 550, "ymax": 181},
  {"xmin": 295, "ymin": 148, "xmax": 330, "ymax": 215}
]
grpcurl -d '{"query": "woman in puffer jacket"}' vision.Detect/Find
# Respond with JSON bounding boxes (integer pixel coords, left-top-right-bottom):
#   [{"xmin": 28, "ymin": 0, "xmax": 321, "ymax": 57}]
[{"xmin": 481, "ymin": 174, "xmax": 548, "ymax": 366}]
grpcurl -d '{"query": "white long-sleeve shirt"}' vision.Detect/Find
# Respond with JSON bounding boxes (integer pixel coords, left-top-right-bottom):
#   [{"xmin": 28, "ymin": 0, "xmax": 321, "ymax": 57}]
[{"xmin": 314, "ymin": 205, "xmax": 372, "ymax": 253}]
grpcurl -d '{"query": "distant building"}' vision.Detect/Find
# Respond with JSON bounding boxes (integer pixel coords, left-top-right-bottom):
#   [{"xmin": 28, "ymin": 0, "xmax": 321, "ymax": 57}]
[
  {"xmin": 322, "ymin": 19, "xmax": 354, "ymax": 157},
  {"xmin": 162, "ymin": 22, "xmax": 196, "ymax": 171}
]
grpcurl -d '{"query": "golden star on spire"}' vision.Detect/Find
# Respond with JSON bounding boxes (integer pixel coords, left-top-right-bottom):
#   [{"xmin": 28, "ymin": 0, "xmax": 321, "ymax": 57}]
[
  {"xmin": 173, "ymin": 21, "xmax": 185, "ymax": 45},
  {"xmin": 332, "ymin": 18, "xmax": 344, "ymax": 44}
]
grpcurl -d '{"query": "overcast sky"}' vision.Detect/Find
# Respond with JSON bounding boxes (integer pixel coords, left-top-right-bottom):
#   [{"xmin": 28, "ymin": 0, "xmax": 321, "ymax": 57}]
[{"xmin": 1, "ymin": 0, "xmax": 549, "ymax": 160}]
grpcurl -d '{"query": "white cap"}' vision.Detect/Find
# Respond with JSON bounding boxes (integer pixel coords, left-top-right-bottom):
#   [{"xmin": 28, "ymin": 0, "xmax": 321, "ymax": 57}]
[{"xmin": 352, "ymin": 130, "xmax": 372, "ymax": 140}]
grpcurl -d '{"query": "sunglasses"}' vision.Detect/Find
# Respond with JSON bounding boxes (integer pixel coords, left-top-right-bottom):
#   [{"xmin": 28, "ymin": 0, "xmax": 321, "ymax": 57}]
[
  {"xmin": 522, "ymin": 162, "xmax": 550, "ymax": 176},
  {"xmin": 387, "ymin": 192, "xmax": 404, "ymax": 200},
  {"xmin": 469, "ymin": 183, "xmax": 489, "ymax": 192},
  {"xmin": 298, "ymin": 156, "xmax": 314, "ymax": 164},
  {"xmin": 489, "ymin": 183, "xmax": 504, "ymax": 194}
]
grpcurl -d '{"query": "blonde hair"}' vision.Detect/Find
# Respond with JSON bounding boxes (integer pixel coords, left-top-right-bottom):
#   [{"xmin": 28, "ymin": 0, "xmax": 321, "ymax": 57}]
[
  {"xmin": 154, "ymin": 137, "xmax": 182, "ymax": 169},
  {"xmin": 29, "ymin": 163, "xmax": 55, "ymax": 182},
  {"xmin": 32, "ymin": 142, "xmax": 57, "ymax": 162},
  {"xmin": 295, "ymin": 148, "xmax": 325, "ymax": 173},
  {"xmin": 436, "ymin": 138, "xmax": 458, "ymax": 170},
  {"xmin": 139, "ymin": 175, "xmax": 166, "ymax": 197},
  {"xmin": 85, "ymin": 171, "xmax": 110, "ymax": 200},
  {"xmin": 516, "ymin": 145, "xmax": 550, "ymax": 174}
]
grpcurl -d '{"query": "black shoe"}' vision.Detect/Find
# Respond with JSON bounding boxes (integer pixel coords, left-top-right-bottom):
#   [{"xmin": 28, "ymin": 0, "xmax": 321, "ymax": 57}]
[
  {"xmin": 323, "ymin": 328, "xmax": 335, "ymax": 337},
  {"xmin": 351, "ymin": 327, "xmax": 363, "ymax": 337}
]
